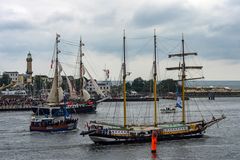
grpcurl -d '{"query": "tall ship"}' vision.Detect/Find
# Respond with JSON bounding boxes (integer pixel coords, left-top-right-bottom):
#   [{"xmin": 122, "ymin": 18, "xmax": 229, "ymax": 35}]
[
  {"xmin": 30, "ymin": 34, "xmax": 78, "ymax": 132},
  {"xmin": 80, "ymin": 31, "xmax": 225, "ymax": 144},
  {"xmin": 61, "ymin": 38, "xmax": 103, "ymax": 113},
  {"xmin": 32, "ymin": 37, "xmax": 104, "ymax": 115}
]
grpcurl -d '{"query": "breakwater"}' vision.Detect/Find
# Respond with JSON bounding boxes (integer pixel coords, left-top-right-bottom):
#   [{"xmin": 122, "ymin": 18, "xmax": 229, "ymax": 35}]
[{"xmin": 186, "ymin": 91, "xmax": 240, "ymax": 97}]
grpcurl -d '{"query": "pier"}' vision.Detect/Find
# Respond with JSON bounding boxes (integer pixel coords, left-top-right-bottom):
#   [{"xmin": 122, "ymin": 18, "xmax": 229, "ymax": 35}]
[{"xmin": 186, "ymin": 88, "xmax": 240, "ymax": 97}]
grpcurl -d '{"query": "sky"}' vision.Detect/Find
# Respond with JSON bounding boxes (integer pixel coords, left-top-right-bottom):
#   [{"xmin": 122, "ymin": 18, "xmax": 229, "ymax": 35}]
[{"xmin": 0, "ymin": 0, "xmax": 240, "ymax": 81}]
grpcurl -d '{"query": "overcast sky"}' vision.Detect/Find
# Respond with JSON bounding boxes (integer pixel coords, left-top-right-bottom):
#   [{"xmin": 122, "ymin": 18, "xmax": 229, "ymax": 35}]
[{"xmin": 0, "ymin": 0, "xmax": 240, "ymax": 81}]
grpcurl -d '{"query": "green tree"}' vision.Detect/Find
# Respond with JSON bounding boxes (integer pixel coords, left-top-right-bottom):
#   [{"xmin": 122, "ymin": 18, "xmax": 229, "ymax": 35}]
[
  {"xmin": 157, "ymin": 79, "xmax": 176, "ymax": 94},
  {"xmin": 0, "ymin": 74, "xmax": 11, "ymax": 85},
  {"xmin": 110, "ymin": 85, "xmax": 122, "ymax": 97},
  {"xmin": 132, "ymin": 77, "xmax": 145, "ymax": 93},
  {"xmin": 46, "ymin": 80, "xmax": 52, "ymax": 90},
  {"xmin": 126, "ymin": 81, "xmax": 132, "ymax": 93},
  {"xmin": 61, "ymin": 76, "xmax": 68, "ymax": 92},
  {"xmin": 34, "ymin": 76, "xmax": 43, "ymax": 95},
  {"xmin": 143, "ymin": 79, "xmax": 153, "ymax": 93}
]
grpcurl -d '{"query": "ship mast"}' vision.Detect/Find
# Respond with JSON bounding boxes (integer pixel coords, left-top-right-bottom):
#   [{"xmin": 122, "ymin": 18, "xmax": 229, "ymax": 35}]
[
  {"xmin": 79, "ymin": 37, "xmax": 84, "ymax": 99},
  {"xmin": 166, "ymin": 34, "xmax": 203, "ymax": 124},
  {"xmin": 153, "ymin": 30, "xmax": 157, "ymax": 127},
  {"xmin": 55, "ymin": 33, "xmax": 60, "ymax": 104},
  {"xmin": 181, "ymin": 34, "xmax": 186, "ymax": 123},
  {"xmin": 123, "ymin": 30, "xmax": 127, "ymax": 128}
]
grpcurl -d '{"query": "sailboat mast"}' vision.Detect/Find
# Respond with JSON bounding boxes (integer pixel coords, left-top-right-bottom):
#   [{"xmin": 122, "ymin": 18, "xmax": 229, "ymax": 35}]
[
  {"xmin": 79, "ymin": 38, "xmax": 84, "ymax": 98},
  {"xmin": 55, "ymin": 33, "xmax": 60, "ymax": 103},
  {"xmin": 153, "ymin": 30, "xmax": 157, "ymax": 127},
  {"xmin": 123, "ymin": 30, "xmax": 127, "ymax": 128},
  {"xmin": 181, "ymin": 33, "xmax": 186, "ymax": 123}
]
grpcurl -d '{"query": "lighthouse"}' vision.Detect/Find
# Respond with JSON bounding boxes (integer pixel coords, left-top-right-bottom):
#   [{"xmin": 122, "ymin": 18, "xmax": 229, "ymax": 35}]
[{"xmin": 26, "ymin": 52, "xmax": 33, "ymax": 83}]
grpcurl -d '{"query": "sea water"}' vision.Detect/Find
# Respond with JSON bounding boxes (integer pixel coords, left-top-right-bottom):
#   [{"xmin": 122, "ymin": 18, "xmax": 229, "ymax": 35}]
[{"xmin": 0, "ymin": 97, "xmax": 239, "ymax": 160}]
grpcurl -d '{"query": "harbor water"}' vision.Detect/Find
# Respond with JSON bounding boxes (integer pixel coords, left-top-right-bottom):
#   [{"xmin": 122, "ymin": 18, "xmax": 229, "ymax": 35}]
[{"xmin": 0, "ymin": 97, "xmax": 239, "ymax": 160}]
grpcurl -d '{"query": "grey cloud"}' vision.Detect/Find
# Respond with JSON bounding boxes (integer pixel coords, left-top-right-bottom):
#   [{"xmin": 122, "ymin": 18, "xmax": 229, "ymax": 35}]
[
  {"xmin": 182, "ymin": 32, "xmax": 240, "ymax": 61},
  {"xmin": 45, "ymin": 11, "xmax": 76, "ymax": 24},
  {"xmin": 208, "ymin": 22, "xmax": 240, "ymax": 37},
  {"xmin": 225, "ymin": 0, "xmax": 240, "ymax": 6},
  {"xmin": 85, "ymin": 34, "xmax": 122, "ymax": 54},
  {"xmin": 92, "ymin": 10, "xmax": 117, "ymax": 26},
  {"xmin": 0, "ymin": 20, "xmax": 33, "ymax": 31},
  {"xmin": 131, "ymin": 4, "xmax": 193, "ymax": 28},
  {"xmin": 0, "ymin": 31, "xmax": 54, "ymax": 58},
  {"xmin": 0, "ymin": 0, "xmax": 240, "ymax": 68}
]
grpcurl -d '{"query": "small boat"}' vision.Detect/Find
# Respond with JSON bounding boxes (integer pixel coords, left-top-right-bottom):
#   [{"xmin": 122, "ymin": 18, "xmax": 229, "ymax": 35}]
[
  {"xmin": 80, "ymin": 31, "xmax": 225, "ymax": 144},
  {"xmin": 30, "ymin": 34, "xmax": 78, "ymax": 132},
  {"xmin": 161, "ymin": 85, "xmax": 182, "ymax": 113},
  {"xmin": 160, "ymin": 106, "xmax": 176, "ymax": 113},
  {"xmin": 30, "ymin": 109, "xmax": 78, "ymax": 132}
]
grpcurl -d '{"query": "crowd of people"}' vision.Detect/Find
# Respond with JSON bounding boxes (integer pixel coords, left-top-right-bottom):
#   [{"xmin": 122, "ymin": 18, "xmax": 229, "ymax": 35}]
[{"xmin": 0, "ymin": 97, "xmax": 37, "ymax": 107}]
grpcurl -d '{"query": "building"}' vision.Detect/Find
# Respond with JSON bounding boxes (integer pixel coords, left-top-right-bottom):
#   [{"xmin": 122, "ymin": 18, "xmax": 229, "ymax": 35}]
[
  {"xmin": 3, "ymin": 71, "xmax": 19, "ymax": 82},
  {"xmin": 86, "ymin": 80, "xmax": 111, "ymax": 96},
  {"xmin": 16, "ymin": 74, "xmax": 27, "ymax": 87},
  {"xmin": 98, "ymin": 81, "xmax": 111, "ymax": 95}
]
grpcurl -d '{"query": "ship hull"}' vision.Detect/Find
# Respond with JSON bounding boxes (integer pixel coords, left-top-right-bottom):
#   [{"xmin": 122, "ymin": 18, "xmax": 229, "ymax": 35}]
[
  {"xmin": 89, "ymin": 130, "xmax": 204, "ymax": 145},
  {"xmin": 32, "ymin": 104, "xmax": 96, "ymax": 116},
  {"xmin": 30, "ymin": 121, "xmax": 78, "ymax": 132}
]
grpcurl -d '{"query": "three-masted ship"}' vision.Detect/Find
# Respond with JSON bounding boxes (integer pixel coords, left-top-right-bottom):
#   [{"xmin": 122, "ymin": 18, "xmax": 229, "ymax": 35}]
[{"xmin": 80, "ymin": 31, "xmax": 225, "ymax": 144}]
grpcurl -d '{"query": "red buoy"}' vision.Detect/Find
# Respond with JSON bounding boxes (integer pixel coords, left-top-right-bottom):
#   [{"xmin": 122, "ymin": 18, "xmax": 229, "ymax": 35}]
[{"xmin": 151, "ymin": 130, "xmax": 158, "ymax": 153}]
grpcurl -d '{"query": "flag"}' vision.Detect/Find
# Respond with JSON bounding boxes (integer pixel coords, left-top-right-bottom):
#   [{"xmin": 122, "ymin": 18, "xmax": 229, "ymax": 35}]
[
  {"xmin": 176, "ymin": 85, "xmax": 182, "ymax": 108},
  {"xmin": 176, "ymin": 96, "xmax": 182, "ymax": 108}
]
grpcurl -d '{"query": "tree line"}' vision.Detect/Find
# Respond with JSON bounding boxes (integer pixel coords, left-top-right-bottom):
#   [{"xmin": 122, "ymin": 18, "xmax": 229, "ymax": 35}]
[
  {"xmin": 1, "ymin": 74, "xmax": 177, "ymax": 97},
  {"xmin": 111, "ymin": 77, "xmax": 177, "ymax": 96}
]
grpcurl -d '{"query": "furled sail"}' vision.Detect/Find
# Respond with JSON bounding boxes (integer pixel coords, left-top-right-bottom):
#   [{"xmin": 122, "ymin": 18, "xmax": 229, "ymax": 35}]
[
  {"xmin": 62, "ymin": 69, "xmax": 77, "ymax": 99},
  {"xmin": 66, "ymin": 75, "xmax": 77, "ymax": 99},
  {"xmin": 82, "ymin": 77, "xmax": 87, "ymax": 88},
  {"xmin": 82, "ymin": 89, "xmax": 90, "ymax": 101},
  {"xmin": 81, "ymin": 64, "xmax": 86, "ymax": 76},
  {"xmin": 47, "ymin": 62, "xmax": 64, "ymax": 104}
]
